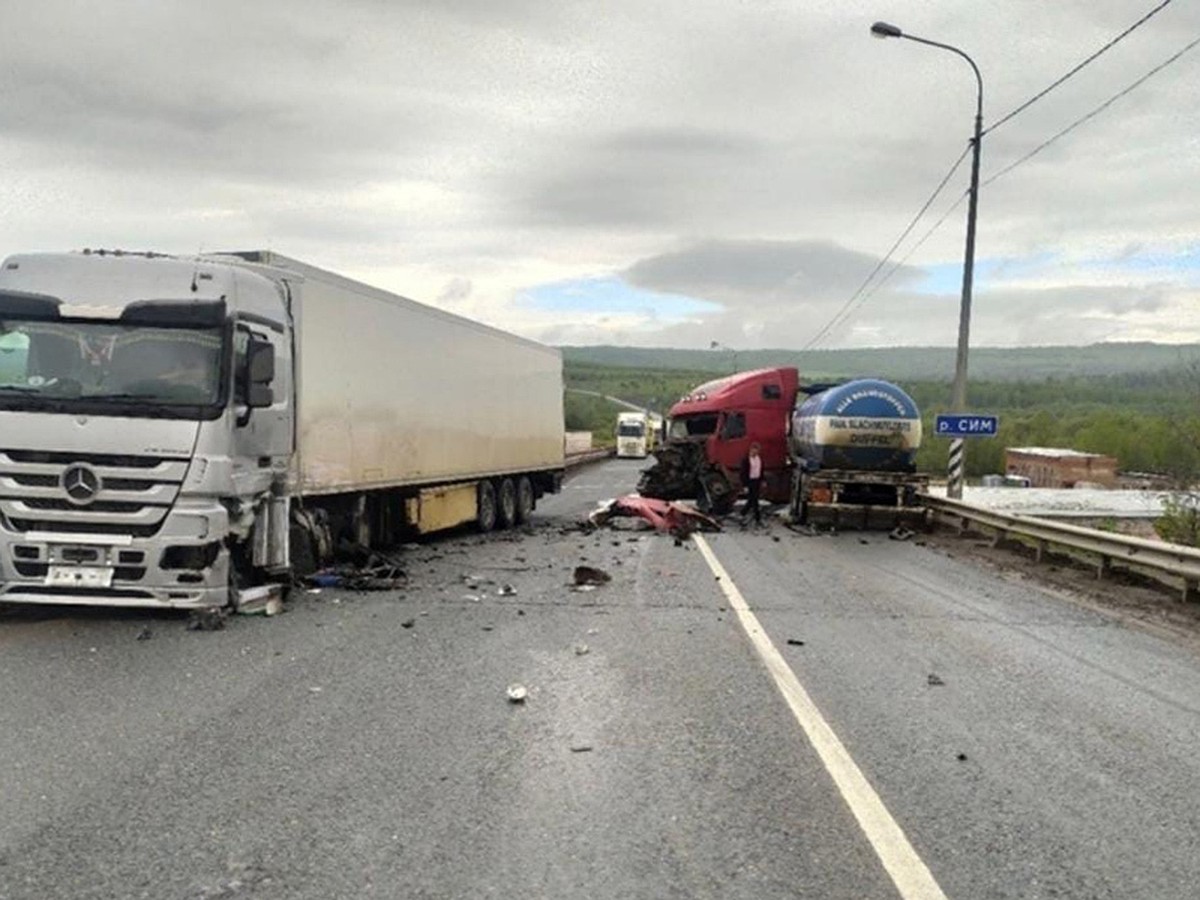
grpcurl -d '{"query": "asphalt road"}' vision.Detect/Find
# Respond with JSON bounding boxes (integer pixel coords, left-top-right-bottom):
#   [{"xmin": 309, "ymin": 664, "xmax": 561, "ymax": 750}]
[{"xmin": 3, "ymin": 458, "xmax": 1200, "ymax": 899}]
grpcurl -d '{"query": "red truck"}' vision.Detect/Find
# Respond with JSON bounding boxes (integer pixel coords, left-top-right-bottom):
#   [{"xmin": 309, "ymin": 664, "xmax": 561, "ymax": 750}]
[{"xmin": 638, "ymin": 367, "xmax": 798, "ymax": 512}]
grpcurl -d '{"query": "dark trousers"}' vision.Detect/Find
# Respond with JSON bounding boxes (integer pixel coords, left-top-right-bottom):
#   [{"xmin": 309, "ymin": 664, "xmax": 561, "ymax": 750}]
[{"xmin": 744, "ymin": 479, "xmax": 762, "ymax": 524}]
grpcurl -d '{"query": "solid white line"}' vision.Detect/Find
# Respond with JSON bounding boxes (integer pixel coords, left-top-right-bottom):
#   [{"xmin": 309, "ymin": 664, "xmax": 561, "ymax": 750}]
[{"xmin": 693, "ymin": 534, "xmax": 949, "ymax": 900}]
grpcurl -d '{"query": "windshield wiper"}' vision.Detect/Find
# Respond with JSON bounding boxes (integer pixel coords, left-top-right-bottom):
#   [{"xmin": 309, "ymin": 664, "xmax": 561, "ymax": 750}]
[{"xmin": 81, "ymin": 393, "xmax": 193, "ymax": 417}]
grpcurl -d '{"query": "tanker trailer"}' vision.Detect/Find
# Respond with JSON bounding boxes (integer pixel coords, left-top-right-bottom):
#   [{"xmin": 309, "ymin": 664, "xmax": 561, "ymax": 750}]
[{"xmin": 788, "ymin": 379, "xmax": 929, "ymax": 529}]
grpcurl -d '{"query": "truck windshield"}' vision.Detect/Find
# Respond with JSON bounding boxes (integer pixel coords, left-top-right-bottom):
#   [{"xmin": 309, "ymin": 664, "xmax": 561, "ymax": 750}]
[
  {"xmin": 0, "ymin": 319, "xmax": 223, "ymax": 412},
  {"xmin": 618, "ymin": 422, "xmax": 645, "ymax": 437},
  {"xmin": 668, "ymin": 413, "xmax": 719, "ymax": 440}
]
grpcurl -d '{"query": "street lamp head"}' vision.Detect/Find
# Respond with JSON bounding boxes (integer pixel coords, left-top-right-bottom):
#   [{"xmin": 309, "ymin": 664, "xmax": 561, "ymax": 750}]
[{"xmin": 870, "ymin": 21, "xmax": 903, "ymax": 39}]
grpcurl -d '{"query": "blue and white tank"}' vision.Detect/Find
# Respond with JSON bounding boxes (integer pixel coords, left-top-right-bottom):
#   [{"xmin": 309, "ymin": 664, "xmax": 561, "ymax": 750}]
[{"xmin": 791, "ymin": 379, "xmax": 922, "ymax": 472}]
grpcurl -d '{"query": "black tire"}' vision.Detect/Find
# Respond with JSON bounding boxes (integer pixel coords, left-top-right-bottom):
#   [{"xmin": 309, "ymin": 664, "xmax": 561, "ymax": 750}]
[
  {"xmin": 497, "ymin": 477, "xmax": 517, "ymax": 529},
  {"xmin": 515, "ymin": 475, "xmax": 535, "ymax": 524},
  {"xmin": 476, "ymin": 480, "xmax": 498, "ymax": 532}
]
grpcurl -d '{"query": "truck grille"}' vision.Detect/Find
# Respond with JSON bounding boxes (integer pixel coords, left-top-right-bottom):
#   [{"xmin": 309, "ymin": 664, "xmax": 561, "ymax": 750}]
[{"xmin": 0, "ymin": 449, "xmax": 189, "ymax": 538}]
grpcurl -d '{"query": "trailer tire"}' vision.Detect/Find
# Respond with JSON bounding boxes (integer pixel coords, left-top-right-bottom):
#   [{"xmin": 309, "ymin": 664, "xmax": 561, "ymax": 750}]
[
  {"xmin": 497, "ymin": 477, "xmax": 517, "ymax": 529},
  {"xmin": 515, "ymin": 475, "xmax": 535, "ymax": 524},
  {"xmin": 476, "ymin": 480, "xmax": 498, "ymax": 532}
]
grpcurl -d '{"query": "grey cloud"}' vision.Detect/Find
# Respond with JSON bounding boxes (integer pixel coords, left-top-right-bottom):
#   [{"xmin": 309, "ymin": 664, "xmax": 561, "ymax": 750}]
[{"xmin": 624, "ymin": 239, "xmax": 924, "ymax": 304}]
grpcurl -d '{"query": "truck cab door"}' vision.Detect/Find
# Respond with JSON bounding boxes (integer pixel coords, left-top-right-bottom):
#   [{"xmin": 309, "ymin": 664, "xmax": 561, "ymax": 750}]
[{"xmin": 230, "ymin": 321, "xmax": 292, "ymax": 493}]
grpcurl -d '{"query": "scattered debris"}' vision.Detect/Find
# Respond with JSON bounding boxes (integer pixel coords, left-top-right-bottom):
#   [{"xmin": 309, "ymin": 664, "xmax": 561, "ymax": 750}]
[
  {"xmin": 588, "ymin": 494, "xmax": 721, "ymax": 537},
  {"xmin": 859, "ymin": 539, "xmax": 870, "ymax": 546},
  {"xmin": 517, "ymin": 609, "xmax": 525, "ymax": 616},
  {"xmin": 136, "ymin": 626, "xmax": 153, "ymax": 642},
  {"xmin": 572, "ymin": 584, "xmax": 598, "ymax": 593},
  {"xmin": 786, "ymin": 638, "xmax": 805, "ymax": 647},
  {"xmin": 236, "ymin": 584, "xmax": 284, "ymax": 616},
  {"xmin": 573, "ymin": 565, "xmax": 612, "ymax": 587},
  {"xmin": 308, "ymin": 563, "xmax": 406, "ymax": 592},
  {"xmin": 308, "ymin": 686, "xmax": 323, "ymax": 694},
  {"xmin": 497, "ymin": 584, "xmax": 517, "ymax": 596},
  {"xmin": 586, "ymin": 628, "xmax": 599, "ymax": 635},
  {"xmin": 927, "ymin": 673, "xmax": 945, "ymax": 686},
  {"xmin": 889, "ymin": 526, "xmax": 916, "ymax": 542},
  {"xmin": 401, "ymin": 618, "xmax": 415, "ymax": 629},
  {"xmin": 187, "ymin": 608, "xmax": 227, "ymax": 632},
  {"xmin": 463, "ymin": 594, "xmax": 482, "ymax": 603},
  {"xmin": 506, "ymin": 684, "xmax": 528, "ymax": 703},
  {"xmin": 573, "ymin": 641, "xmax": 590, "ymax": 656},
  {"xmin": 482, "ymin": 625, "xmax": 494, "ymax": 632},
  {"xmin": 772, "ymin": 536, "xmax": 781, "ymax": 543},
  {"xmin": 570, "ymin": 744, "xmax": 594, "ymax": 753},
  {"xmin": 956, "ymin": 752, "xmax": 969, "ymax": 762}
]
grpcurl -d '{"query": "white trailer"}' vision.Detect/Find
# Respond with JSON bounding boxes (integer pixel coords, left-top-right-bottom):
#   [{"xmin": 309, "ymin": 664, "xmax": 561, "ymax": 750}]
[{"xmin": 0, "ymin": 249, "xmax": 564, "ymax": 608}]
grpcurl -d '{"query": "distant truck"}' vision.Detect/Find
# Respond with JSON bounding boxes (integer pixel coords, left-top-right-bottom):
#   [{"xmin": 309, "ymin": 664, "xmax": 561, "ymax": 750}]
[
  {"xmin": 0, "ymin": 249, "xmax": 564, "ymax": 610},
  {"xmin": 789, "ymin": 379, "xmax": 928, "ymax": 527},
  {"xmin": 615, "ymin": 410, "xmax": 657, "ymax": 459}
]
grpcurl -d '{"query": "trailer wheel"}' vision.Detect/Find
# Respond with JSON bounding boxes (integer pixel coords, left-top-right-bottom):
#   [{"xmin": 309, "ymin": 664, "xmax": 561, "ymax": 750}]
[
  {"xmin": 497, "ymin": 477, "xmax": 517, "ymax": 529},
  {"xmin": 515, "ymin": 475, "xmax": 535, "ymax": 524},
  {"xmin": 476, "ymin": 480, "xmax": 498, "ymax": 532}
]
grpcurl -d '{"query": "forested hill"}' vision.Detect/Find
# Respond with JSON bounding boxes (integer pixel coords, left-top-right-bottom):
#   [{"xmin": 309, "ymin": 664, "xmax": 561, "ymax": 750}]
[{"xmin": 561, "ymin": 343, "xmax": 1200, "ymax": 382}]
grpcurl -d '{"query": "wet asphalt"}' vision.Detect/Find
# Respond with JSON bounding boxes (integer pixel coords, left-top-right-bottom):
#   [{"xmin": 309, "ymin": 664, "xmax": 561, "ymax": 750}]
[{"xmin": 2, "ymin": 458, "xmax": 1200, "ymax": 899}]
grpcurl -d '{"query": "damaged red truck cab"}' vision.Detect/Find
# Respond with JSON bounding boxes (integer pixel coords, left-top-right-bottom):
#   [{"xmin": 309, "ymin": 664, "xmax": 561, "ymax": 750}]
[{"xmin": 664, "ymin": 367, "xmax": 798, "ymax": 503}]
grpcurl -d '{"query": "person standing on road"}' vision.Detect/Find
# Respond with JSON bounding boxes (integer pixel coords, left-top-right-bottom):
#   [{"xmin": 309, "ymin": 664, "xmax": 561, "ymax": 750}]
[{"xmin": 739, "ymin": 442, "xmax": 763, "ymax": 527}]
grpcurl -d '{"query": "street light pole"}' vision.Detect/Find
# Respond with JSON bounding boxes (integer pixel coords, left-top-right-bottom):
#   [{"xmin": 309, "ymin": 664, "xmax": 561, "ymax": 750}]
[{"xmin": 871, "ymin": 20, "xmax": 983, "ymax": 500}]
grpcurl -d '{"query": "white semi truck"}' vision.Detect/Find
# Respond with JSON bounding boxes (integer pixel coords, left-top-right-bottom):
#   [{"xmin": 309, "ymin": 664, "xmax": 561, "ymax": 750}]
[
  {"xmin": 0, "ymin": 249, "xmax": 564, "ymax": 609},
  {"xmin": 615, "ymin": 411, "xmax": 653, "ymax": 459}
]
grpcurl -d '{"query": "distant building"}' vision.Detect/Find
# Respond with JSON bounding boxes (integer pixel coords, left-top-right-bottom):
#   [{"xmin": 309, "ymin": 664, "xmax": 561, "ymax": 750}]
[{"xmin": 1005, "ymin": 447, "xmax": 1118, "ymax": 489}]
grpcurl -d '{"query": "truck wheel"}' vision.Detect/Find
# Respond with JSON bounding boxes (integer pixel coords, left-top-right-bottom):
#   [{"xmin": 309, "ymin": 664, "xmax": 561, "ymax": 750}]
[
  {"xmin": 476, "ymin": 480, "xmax": 498, "ymax": 532},
  {"xmin": 515, "ymin": 475, "xmax": 535, "ymax": 524},
  {"xmin": 497, "ymin": 477, "xmax": 517, "ymax": 529}
]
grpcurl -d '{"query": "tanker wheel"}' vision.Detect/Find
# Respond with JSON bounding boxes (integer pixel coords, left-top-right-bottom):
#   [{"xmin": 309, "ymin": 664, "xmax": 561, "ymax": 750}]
[
  {"xmin": 497, "ymin": 477, "xmax": 517, "ymax": 529},
  {"xmin": 476, "ymin": 480, "xmax": 498, "ymax": 532},
  {"xmin": 515, "ymin": 475, "xmax": 535, "ymax": 524}
]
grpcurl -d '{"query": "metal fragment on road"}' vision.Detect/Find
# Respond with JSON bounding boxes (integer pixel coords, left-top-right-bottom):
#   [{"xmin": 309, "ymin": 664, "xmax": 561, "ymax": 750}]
[
  {"xmin": 570, "ymin": 744, "xmax": 594, "ymax": 753},
  {"xmin": 506, "ymin": 684, "xmax": 528, "ymax": 703},
  {"xmin": 187, "ymin": 608, "xmax": 227, "ymax": 632},
  {"xmin": 136, "ymin": 627, "xmax": 153, "ymax": 642},
  {"xmin": 573, "ymin": 641, "xmax": 590, "ymax": 656},
  {"xmin": 497, "ymin": 584, "xmax": 517, "ymax": 596},
  {"xmin": 927, "ymin": 673, "xmax": 945, "ymax": 686}
]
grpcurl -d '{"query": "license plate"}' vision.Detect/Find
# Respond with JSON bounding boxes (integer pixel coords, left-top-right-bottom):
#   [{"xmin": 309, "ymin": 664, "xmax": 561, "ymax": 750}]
[{"xmin": 45, "ymin": 566, "xmax": 114, "ymax": 589}]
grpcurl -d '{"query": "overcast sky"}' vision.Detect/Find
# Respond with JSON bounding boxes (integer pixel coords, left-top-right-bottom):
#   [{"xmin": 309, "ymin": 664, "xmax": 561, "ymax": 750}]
[{"xmin": 3, "ymin": 0, "xmax": 1198, "ymax": 349}]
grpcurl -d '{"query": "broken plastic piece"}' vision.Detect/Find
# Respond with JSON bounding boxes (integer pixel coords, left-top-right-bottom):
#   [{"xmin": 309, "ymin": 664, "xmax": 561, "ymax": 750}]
[
  {"xmin": 587, "ymin": 494, "xmax": 721, "ymax": 537},
  {"xmin": 236, "ymin": 584, "xmax": 284, "ymax": 616},
  {"xmin": 506, "ymin": 684, "xmax": 528, "ymax": 703}
]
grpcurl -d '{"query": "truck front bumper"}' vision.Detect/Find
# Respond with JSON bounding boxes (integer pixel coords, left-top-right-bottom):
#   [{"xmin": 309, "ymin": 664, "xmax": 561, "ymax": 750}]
[{"xmin": 0, "ymin": 502, "xmax": 232, "ymax": 609}]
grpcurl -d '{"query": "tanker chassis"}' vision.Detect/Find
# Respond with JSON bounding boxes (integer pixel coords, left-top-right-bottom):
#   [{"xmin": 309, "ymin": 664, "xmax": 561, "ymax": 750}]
[
  {"xmin": 788, "ymin": 379, "xmax": 929, "ymax": 529},
  {"xmin": 0, "ymin": 250, "xmax": 564, "ymax": 609}
]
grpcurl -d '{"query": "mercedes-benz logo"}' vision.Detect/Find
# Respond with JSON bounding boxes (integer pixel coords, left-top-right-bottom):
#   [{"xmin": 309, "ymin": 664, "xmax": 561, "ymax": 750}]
[{"xmin": 61, "ymin": 464, "xmax": 102, "ymax": 505}]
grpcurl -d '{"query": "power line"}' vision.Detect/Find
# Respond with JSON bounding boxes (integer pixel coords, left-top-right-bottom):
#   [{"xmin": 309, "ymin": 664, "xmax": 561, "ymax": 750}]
[
  {"xmin": 984, "ymin": 33, "xmax": 1200, "ymax": 187},
  {"xmin": 801, "ymin": 146, "xmax": 970, "ymax": 350},
  {"xmin": 985, "ymin": 0, "xmax": 1174, "ymax": 136}
]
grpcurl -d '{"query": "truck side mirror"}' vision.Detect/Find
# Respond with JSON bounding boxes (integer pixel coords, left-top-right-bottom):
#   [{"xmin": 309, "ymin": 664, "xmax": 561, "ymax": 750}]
[{"xmin": 246, "ymin": 339, "xmax": 275, "ymax": 409}]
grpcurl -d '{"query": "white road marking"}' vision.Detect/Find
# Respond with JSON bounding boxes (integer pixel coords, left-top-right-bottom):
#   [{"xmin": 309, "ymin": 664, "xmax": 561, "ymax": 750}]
[{"xmin": 693, "ymin": 534, "xmax": 949, "ymax": 900}]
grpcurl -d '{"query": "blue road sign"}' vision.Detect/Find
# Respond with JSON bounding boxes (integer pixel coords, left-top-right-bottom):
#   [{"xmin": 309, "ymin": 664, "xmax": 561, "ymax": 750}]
[{"xmin": 935, "ymin": 414, "xmax": 999, "ymax": 438}]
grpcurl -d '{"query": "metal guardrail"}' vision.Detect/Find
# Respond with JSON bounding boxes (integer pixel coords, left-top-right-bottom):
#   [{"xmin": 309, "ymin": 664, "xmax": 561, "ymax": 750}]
[
  {"xmin": 924, "ymin": 495, "xmax": 1200, "ymax": 603},
  {"xmin": 564, "ymin": 448, "xmax": 615, "ymax": 469}
]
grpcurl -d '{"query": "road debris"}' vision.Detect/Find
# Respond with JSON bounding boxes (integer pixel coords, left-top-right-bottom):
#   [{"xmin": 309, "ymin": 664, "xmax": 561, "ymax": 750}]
[
  {"xmin": 573, "ymin": 641, "xmax": 590, "ymax": 656},
  {"xmin": 308, "ymin": 686, "xmax": 323, "ymax": 694},
  {"xmin": 497, "ymin": 584, "xmax": 517, "ymax": 596},
  {"xmin": 401, "ymin": 618, "xmax": 415, "ymax": 629},
  {"xmin": 506, "ymin": 684, "xmax": 528, "ymax": 703},
  {"xmin": 786, "ymin": 638, "xmax": 805, "ymax": 647},
  {"xmin": 889, "ymin": 526, "xmax": 916, "ymax": 542},
  {"xmin": 573, "ymin": 565, "xmax": 612, "ymax": 586},
  {"xmin": 136, "ymin": 626, "xmax": 153, "ymax": 642},
  {"xmin": 588, "ymin": 494, "xmax": 721, "ymax": 537},
  {"xmin": 236, "ymin": 584, "xmax": 284, "ymax": 616},
  {"xmin": 187, "ymin": 608, "xmax": 227, "ymax": 632},
  {"xmin": 927, "ymin": 673, "xmax": 946, "ymax": 686},
  {"xmin": 956, "ymin": 752, "xmax": 969, "ymax": 762},
  {"xmin": 570, "ymin": 744, "xmax": 594, "ymax": 753}
]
